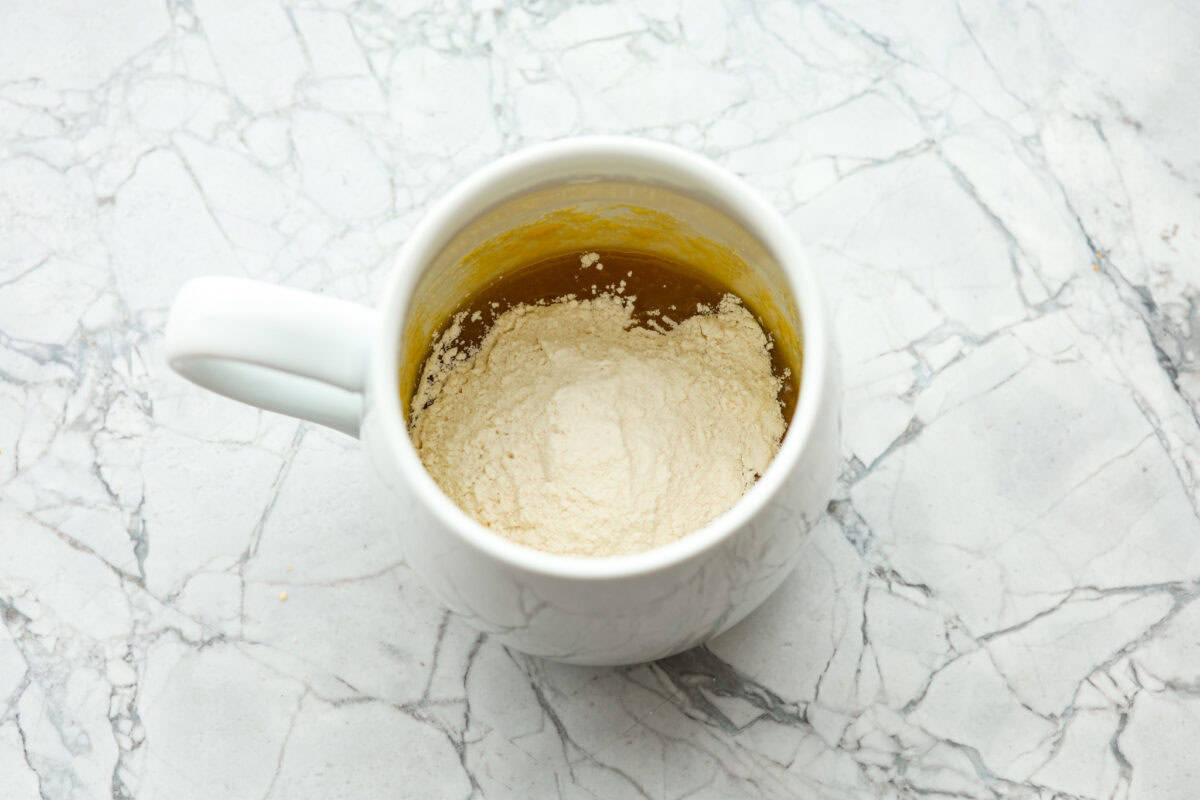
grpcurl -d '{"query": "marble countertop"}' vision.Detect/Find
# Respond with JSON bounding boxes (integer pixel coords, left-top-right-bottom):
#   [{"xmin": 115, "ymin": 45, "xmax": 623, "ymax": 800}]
[{"xmin": 3, "ymin": 0, "xmax": 1199, "ymax": 797}]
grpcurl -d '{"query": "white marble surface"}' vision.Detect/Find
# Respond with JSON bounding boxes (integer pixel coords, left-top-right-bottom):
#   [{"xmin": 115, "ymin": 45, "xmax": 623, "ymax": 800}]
[{"xmin": 2, "ymin": 0, "xmax": 1199, "ymax": 797}]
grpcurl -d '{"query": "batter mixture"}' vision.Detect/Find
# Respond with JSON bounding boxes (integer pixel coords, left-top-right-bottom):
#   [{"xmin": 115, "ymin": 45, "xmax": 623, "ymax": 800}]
[{"xmin": 409, "ymin": 253, "xmax": 787, "ymax": 557}]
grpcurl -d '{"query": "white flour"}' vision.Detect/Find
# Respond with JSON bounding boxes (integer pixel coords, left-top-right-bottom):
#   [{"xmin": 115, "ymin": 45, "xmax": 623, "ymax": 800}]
[{"xmin": 409, "ymin": 258, "xmax": 786, "ymax": 557}]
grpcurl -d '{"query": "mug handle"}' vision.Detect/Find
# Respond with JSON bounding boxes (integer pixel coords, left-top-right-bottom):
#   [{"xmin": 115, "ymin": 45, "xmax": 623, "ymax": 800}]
[{"xmin": 165, "ymin": 277, "xmax": 376, "ymax": 437}]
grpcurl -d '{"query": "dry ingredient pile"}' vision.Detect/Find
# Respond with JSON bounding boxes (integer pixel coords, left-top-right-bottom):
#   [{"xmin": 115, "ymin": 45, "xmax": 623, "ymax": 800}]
[{"xmin": 409, "ymin": 253, "xmax": 787, "ymax": 557}]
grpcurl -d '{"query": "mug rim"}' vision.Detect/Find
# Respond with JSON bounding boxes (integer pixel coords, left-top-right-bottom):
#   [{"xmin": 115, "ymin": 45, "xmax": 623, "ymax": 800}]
[{"xmin": 372, "ymin": 136, "xmax": 829, "ymax": 580}]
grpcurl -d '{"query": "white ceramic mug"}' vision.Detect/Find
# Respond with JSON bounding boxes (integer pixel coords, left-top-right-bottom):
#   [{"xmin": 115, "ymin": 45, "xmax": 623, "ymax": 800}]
[{"xmin": 165, "ymin": 137, "xmax": 840, "ymax": 665}]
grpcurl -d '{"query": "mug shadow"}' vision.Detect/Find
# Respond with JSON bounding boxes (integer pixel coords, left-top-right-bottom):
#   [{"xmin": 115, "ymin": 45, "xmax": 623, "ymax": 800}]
[
  {"xmin": 489, "ymin": 569, "xmax": 816, "ymax": 796},
  {"xmin": 531, "ymin": 565, "xmax": 812, "ymax": 725}
]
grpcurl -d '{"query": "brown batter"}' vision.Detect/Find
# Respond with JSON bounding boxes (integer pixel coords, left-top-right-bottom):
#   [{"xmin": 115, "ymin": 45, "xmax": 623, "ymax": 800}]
[{"xmin": 414, "ymin": 250, "xmax": 799, "ymax": 423}]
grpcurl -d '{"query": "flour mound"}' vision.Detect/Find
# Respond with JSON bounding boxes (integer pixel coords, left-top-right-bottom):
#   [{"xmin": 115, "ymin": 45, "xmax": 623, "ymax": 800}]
[{"xmin": 409, "ymin": 292, "xmax": 786, "ymax": 557}]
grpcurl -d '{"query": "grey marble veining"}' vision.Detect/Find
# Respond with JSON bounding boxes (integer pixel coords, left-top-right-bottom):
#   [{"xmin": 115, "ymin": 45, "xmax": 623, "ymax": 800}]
[{"xmin": 2, "ymin": 0, "xmax": 1199, "ymax": 797}]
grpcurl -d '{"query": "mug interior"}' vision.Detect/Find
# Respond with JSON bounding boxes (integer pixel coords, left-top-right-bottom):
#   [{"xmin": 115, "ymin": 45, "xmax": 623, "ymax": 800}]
[
  {"xmin": 374, "ymin": 138, "xmax": 827, "ymax": 579},
  {"xmin": 397, "ymin": 181, "xmax": 804, "ymax": 426}
]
